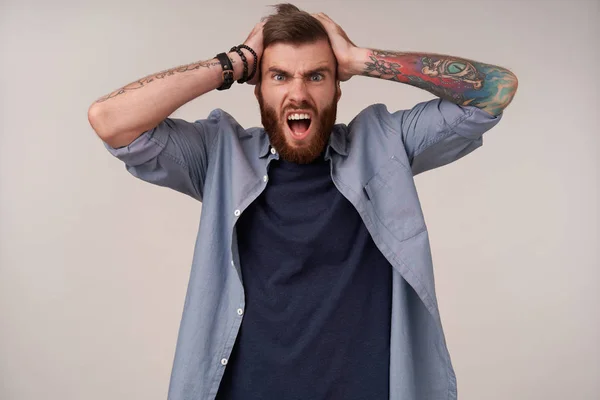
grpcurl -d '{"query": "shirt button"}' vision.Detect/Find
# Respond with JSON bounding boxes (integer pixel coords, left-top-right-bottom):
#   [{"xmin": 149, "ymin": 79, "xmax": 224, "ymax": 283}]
[
  {"xmin": 263, "ymin": 175, "xmax": 268, "ymax": 183},
  {"xmin": 237, "ymin": 308, "xmax": 244, "ymax": 316},
  {"xmin": 270, "ymin": 148, "xmax": 276, "ymax": 155},
  {"xmin": 231, "ymin": 260, "xmax": 235, "ymax": 267},
  {"xmin": 221, "ymin": 358, "xmax": 228, "ymax": 366},
  {"xmin": 234, "ymin": 209, "xmax": 240, "ymax": 217}
]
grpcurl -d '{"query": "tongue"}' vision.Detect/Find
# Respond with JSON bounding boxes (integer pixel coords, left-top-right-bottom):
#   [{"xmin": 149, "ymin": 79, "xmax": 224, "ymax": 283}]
[{"xmin": 289, "ymin": 119, "xmax": 310, "ymax": 135}]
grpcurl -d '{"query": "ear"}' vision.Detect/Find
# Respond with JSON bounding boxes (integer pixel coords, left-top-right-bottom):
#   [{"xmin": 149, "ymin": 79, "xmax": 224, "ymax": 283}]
[
  {"xmin": 335, "ymin": 81, "xmax": 342, "ymax": 102},
  {"xmin": 254, "ymin": 83, "xmax": 260, "ymax": 100}
]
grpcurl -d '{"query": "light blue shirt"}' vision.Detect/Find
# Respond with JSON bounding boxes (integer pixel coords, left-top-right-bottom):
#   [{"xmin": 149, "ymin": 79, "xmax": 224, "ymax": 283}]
[{"xmin": 105, "ymin": 98, "xmax": 502, "ymax": 400}]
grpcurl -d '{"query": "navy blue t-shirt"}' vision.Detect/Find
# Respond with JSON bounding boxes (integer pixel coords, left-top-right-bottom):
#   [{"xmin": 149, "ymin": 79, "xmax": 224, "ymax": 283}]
[{"xmin": 216, "ymin": 152, "xmax": 392, "ymax": 400}]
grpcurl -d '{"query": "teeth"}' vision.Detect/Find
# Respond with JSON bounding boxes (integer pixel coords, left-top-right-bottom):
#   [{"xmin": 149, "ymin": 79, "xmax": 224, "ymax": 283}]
[{"xmin": 287, "ymin": 113, "xmax": 311, "ymax": 120}]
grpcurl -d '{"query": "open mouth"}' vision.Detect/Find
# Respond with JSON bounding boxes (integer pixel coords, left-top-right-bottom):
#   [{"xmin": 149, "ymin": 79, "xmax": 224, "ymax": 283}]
[{"xmin": 286, "ymin": 112, "xmax": 312, "ymax": 141}]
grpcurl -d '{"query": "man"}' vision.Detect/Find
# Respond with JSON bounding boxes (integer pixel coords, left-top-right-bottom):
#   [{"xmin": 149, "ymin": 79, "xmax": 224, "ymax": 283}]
[{"xmin": 88, "ymin": 4, "xmax": 517, "ymax": 400}]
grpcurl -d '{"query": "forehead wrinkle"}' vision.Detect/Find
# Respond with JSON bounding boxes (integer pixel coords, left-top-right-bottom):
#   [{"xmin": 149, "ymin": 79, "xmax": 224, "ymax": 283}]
[{"xmin": 267, "ymin": 61, "xmax": 334, "ymax": 76}]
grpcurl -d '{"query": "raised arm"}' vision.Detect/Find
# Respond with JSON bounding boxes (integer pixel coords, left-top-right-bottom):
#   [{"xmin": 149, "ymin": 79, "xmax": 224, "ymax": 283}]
[
  {"xmin": 353, "ymin": 49, "xmax": 517, "ymax": 116},
  {"xmin": 87, "ymin": 22, "xmax": 265, "ymax": 148},
  {"xmin": 314, "ymin": 13, "xmax": 518, "ymax": 117}
]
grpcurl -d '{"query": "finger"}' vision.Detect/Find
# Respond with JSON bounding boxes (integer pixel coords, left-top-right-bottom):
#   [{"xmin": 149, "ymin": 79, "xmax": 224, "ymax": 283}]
[
  {"xmin": 317, "ymin": 12, "xmax": 334, "ymax": 23},
  {"xmin": 312, "ymin": 13, "xmax": 334, "ymax": 30}
]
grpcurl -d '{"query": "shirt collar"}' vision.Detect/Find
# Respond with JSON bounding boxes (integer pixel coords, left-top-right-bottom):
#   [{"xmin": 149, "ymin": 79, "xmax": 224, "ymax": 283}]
[{"xmin": 259, "ymin": 124, "xmax": 348, "ymax": 159}]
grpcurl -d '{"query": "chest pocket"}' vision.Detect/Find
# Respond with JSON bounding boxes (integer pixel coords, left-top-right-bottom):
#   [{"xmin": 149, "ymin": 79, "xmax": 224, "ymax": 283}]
[{"xmin": 364, "ymin": 155, "xmax": 426, "ymax": 242}]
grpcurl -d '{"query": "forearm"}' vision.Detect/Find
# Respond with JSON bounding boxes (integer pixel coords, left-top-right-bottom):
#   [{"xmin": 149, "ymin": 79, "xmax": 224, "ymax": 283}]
[
  {"xmin": 88, "ymin": 50, "xmax": 250, "ymax": 148},
  {"xmin": 350, "ymin": 48, "xmax": 518, "ymax": 116}
]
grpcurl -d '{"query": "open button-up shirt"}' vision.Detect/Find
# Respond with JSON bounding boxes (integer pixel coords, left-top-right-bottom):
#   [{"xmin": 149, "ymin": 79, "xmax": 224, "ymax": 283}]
[{"xmin": 105, "ymin": 98, "xmax": 502, "ymax": 400}]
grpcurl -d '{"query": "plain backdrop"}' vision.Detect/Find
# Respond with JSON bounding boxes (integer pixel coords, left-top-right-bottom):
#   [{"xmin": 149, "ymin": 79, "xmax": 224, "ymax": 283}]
[{"xmin": 1, "ymin": 0, "xmax": 598, "ymax": 399}]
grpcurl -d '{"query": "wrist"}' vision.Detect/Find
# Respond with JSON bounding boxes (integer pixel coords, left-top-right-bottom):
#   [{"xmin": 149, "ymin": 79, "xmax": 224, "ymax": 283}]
[{"xmin": 348, "ymin": 47, "xmax": 370, "ymax": 77}]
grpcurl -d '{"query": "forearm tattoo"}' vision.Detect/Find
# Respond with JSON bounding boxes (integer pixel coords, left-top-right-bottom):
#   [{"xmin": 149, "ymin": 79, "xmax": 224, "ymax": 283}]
[
  {"xmin": 95, "ymin": 59, "xmax": 224, "ymax": 103},
  {"xmin": 363, "ymin": 50, "xmax": 517, "ymax": 114}
]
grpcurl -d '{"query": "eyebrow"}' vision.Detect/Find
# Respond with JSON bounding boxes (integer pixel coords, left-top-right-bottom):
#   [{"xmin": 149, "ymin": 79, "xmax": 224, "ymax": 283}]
[{"xmin": 266, "ymin": 66, "xmax": 332, "ymax": 77}]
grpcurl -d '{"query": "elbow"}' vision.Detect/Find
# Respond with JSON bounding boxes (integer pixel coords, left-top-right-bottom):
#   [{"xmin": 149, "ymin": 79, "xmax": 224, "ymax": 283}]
[
  {"xmin": 494, "ymin": 71, "xmax": 519, "ymax": 114},
  {"xmin": 504, "ymin": 74, "xmax": 519, "ymax": 109},
  {"xmin": 88, "ymin": 103, "xmax": 112, "ymax": 142},
  {"xmin": 88, "ymin": 101, "xmax": 150, "ymax": 148},
  {"xmin": 506, "ymin": 70, "xmax": 519, "ymax": 96},
  {"xmin": 509, "ymin": 71, "xmax": 519, "ymax": 97},
  {"xmin": 88, "ymin": 103, "xmax": 126, "ymax": 148}
]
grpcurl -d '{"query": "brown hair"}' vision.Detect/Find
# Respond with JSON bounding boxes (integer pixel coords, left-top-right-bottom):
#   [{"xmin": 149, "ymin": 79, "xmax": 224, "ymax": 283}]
[
  {"xmin": 258, "ymin": 3, "xmax": 336, "ymax": 82},
  {"xmin": 263, "ymin": 3, "xmax": 329, "ymax": 48}
]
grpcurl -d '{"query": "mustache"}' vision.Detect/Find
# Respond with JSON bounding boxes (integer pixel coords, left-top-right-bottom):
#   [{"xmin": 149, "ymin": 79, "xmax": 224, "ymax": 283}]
[{"xmin": 283, "ymin": 102, "xmax": 315, "ymax": 115}]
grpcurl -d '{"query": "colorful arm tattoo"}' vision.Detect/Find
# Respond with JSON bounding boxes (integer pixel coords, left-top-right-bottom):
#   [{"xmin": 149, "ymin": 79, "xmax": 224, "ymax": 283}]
[{"xmin": 362, "ymin": 50, "xmax": 518, "ymax": 115}]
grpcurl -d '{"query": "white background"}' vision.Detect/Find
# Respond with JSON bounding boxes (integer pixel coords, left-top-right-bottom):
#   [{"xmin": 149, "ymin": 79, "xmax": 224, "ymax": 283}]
[{"xmin": 1, "ymin": 0, "xmax": 598, "ymax": 399}]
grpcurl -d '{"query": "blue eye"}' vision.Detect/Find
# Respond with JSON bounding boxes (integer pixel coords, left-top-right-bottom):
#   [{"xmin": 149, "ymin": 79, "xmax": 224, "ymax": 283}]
[
  {"xmin": 310, "ymin": 74, "xmax": 323, "ymax": 82},
  {"xmin": 273, "ymin": 74, "xmax": 285, "ymax": 81}
]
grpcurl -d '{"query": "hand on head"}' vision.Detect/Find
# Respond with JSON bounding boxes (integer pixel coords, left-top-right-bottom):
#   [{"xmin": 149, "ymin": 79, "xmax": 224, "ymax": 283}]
[
  {"xmin": 241, "ymin": 11, "xmax": 359, "ymax": 86},
  {"xmin": 312, "ymin": 13, "xmax": 359, "ymax": 82},
  {"xmin": 241, "ymin": 21, "xmax": 267, "ymax": 85}
]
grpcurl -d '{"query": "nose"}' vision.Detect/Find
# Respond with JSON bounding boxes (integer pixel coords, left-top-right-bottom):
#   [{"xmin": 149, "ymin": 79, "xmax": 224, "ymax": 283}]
[{"xmin": 288, "ymin": 77, "xmax": 309, "ymax": 104}]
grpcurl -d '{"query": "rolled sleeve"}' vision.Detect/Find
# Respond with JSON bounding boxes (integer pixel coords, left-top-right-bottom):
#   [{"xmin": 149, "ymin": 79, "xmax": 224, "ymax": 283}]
[
  {"xmin": 386, "ymin": 98, "xmax": 503, "ymax": 175},
  {"xmin": 103, "ymin": 127, "xmax": 169, "ymax": 167},
  {"xmin": 446, "ymin": 102, "xmax": 503, "ymax": 141},
  {"xmin": 103, "ymin": 113, "xmax": 221, "ymax": 202}
]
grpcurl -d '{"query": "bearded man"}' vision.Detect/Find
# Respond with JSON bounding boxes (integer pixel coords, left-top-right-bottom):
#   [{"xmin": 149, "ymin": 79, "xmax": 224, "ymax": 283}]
[{"xmin": 88, "ymin": 4, "xmax": 518, "ymax": 400}]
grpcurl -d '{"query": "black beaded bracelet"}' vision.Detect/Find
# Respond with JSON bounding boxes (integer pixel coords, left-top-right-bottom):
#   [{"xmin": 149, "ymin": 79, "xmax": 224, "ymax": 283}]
[
  {"xmin": 238, "ymin": 45, "xmax": 258, "ymax": 82},
  {"xmin": 229, "ymin": 46, "xmax": 249, "ymax": 83}
]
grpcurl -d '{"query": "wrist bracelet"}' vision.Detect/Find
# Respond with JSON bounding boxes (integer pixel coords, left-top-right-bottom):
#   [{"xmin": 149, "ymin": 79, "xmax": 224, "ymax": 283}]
[
  {"xmin": 229, "ymin": 46, "xmax": 249, "ymax": 83},
  {"xmin": 238, "ymin": 45, "xmax": 258, "ymax": 82}
]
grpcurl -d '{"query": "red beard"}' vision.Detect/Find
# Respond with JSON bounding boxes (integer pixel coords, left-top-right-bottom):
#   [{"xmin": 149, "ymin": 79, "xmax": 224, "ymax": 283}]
[{"xmin": 257, "ymin": 89, "xmax": 337, "ymax": 164}]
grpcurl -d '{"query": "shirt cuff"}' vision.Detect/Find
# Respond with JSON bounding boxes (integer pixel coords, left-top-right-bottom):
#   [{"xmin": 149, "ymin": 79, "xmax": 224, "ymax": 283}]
[
  {"xmin": 452, "ymin": 105, "xmax": 503, "ymax": 141},
  {"xmin": 103, "ymin": 128, "xmax": 169, "ymax": 167}
]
